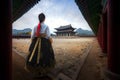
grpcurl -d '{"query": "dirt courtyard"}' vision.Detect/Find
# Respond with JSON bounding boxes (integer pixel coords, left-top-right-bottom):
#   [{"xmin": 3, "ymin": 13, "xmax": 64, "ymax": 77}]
[
  {"xmin": 12, "ymin": 37, "xmax": 107, "ymax": 80},
  {"xmin": 12, "ymin": 37, "xmax": 93, "ymax": 72}
]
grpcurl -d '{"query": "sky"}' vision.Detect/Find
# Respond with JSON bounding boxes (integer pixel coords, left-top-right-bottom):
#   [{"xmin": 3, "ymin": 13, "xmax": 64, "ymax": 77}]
[{"xmin": 12, "ymin": 0, "xmax": 92, "ymax": 34}]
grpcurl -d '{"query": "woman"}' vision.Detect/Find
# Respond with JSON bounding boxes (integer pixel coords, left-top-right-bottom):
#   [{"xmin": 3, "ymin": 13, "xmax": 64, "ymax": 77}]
[{"xmin": 25, "ymin": 13, "xmax": 55, "ymax": 76}]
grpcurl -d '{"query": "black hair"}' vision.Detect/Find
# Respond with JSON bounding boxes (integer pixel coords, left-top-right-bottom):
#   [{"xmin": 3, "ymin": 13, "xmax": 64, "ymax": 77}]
[{"xmin": 38, "ymin": 13, "xmax": 45, "ymax": 23}]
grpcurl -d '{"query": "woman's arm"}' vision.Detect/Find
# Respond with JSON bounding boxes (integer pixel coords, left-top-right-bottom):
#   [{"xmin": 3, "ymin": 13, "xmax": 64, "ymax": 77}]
[
  {"xmin": 49, "ymin": 37, "xmax": 53, "ymax": 43},
  {"xmin": 46, "ymin": 26, "xmax": 53, "ymax": 43},
  {"xmin": 40, "ymin": 33, "xmax": 46, "ymax": 37}
]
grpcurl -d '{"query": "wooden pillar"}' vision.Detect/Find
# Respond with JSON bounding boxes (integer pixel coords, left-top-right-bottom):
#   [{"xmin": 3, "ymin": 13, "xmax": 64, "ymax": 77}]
[
  {"xmin": 69, "ymin": 33, "xmax": 70, "ymax": 36},
  {"xmin": 97, "ymin": 25, "xmax": 100, "ymax": 45},
  {"xmin": 0, "ymin": 0, "xmax": 12, "ymax": 80},
  {"xmin": 101, "ymin": 12, "xmax": 107, "ymax": 53},
  {"xmin": 66, "ymin": 33, "xmax": 67, "ymax": 36},
  {"xmin": 104, "ymin": 0, "xmax": 120, "ymax": 80},
  {"xmin": 97, "ymin": 22, "xmax": 102, "ymax": 48}
]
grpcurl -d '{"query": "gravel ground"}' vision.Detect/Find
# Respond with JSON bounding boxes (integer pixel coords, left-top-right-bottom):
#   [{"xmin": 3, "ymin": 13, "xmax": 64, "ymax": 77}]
[{"xmin": 12, "ymin": 37, "xmax": 107, "ymax": 80}]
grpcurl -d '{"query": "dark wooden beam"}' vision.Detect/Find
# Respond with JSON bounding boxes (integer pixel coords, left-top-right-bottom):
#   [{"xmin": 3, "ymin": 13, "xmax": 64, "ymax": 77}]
[
  {"xmin": 104, "ymin": 0, "xmax": 120, "ymax": 80},
  {"xmin": 0, "ymin": 0, "xmax": 12, "ymax": 80}
]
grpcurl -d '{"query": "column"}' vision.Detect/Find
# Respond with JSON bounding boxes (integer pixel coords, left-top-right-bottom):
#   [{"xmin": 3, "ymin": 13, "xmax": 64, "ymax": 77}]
[
  {"xmin": 0, "ymin": 0, "xmax": 12, "ymax": 80},
  {"xmin": 97, "ymin": 22, "xmax": 102, "ymax": 48},
  {"xmin": 101, "ymin": 12, "xmax": 107, "ymax": 53},
  {"xmin": 105, "ymin": 0, "xmax": 120, "ymax": 80},
  {"xmin": 66, "ymin": 33, "xmax": 67, "ymax": 36}
]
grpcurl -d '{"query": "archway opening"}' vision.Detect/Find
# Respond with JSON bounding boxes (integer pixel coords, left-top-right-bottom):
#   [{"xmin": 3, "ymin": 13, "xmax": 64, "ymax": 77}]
[{"xmin": 12, "ymin": 0, "xmax": 106, "ymax": 80}]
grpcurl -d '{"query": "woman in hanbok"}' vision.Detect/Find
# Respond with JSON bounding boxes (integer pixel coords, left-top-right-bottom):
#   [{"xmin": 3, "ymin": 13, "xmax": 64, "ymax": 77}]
[{"xmin": 25, "ymin": 13, "xmax": 55, "ymax": 76}]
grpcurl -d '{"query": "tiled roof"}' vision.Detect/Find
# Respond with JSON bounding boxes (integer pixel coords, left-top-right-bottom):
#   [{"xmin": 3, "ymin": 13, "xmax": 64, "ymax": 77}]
[
  {"xmin": 55, "ymin": 24, "xmax": 76, "ymax": 30},
  {"xmin": 54, "ymin": 29, "xmax": 75, "ymax": 33}
]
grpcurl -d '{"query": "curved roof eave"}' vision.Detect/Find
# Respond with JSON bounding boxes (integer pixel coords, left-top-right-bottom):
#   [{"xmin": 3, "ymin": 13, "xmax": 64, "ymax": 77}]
[
  {"xmin": 75, "ymin": 0, "xmax": 103, "ymax": 35},
  {"xmin": 12, "ymin": 0, "xmax": 40, "ymax": 22}
]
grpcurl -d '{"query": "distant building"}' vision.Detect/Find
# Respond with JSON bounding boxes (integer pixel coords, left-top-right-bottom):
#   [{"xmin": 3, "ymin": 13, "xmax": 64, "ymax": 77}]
[{"xmin": 54, "ymin": 24, "xmax": 76, "ymax": 36}]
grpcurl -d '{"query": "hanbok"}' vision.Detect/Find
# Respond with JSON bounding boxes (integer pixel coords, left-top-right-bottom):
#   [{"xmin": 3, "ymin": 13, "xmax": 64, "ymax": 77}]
[{"xmin": 25, "ymin": 23, "xmax": 55, "ymax": 75}]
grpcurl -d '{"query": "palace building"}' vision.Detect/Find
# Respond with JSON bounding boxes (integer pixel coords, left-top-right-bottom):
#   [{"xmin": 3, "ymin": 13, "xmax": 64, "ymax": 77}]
[{"xmin": 54, "ymin": 24, "xmax": 76, "ymax": 36}]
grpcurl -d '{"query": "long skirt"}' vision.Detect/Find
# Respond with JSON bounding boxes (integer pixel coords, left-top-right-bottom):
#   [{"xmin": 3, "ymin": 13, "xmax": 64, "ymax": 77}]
[{"xmin": 25, "ymin": 37, "xmax": 55, "ymax": 74}]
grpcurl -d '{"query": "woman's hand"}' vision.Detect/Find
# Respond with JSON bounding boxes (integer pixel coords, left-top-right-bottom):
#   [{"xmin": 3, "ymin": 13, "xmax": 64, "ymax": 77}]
[
  {"xmin": 49, "ymin": 38, "xmax": 53, "ymax": 44},
  {"xmin": 40, "ymin": 33, "xmax": 46, "ymax": 37}
]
